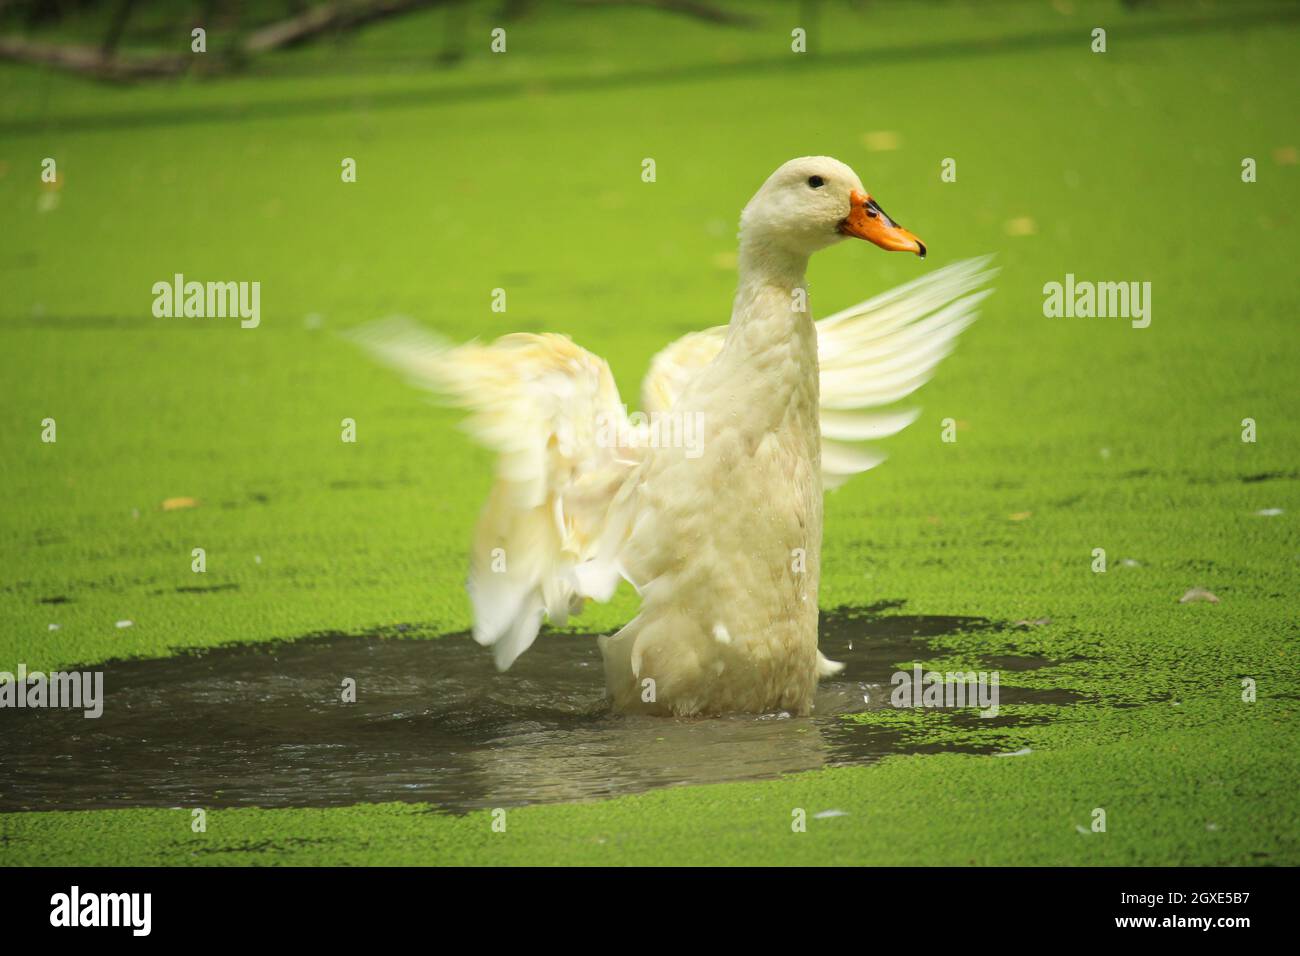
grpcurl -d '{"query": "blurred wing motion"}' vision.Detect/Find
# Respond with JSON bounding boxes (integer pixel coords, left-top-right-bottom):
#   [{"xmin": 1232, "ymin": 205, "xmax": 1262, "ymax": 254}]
[
  {"xmin": 643, "ymin": 256, "xmax": 996, "ymax": 488},
  {"xmin": 348, "ymin": 319, "xmax": 639, "ymax": 670}
]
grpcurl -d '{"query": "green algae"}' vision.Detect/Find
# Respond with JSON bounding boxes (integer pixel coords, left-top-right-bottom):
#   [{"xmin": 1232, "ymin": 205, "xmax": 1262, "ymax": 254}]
[{"xmin": 1, "ymin": 0, "xmax": 1297, "ymax": 864}]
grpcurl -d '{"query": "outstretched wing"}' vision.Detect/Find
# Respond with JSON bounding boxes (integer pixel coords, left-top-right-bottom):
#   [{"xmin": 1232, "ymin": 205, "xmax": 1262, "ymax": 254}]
[
  {"xmin": 642, "ymin": 256, "xmax": 995, "ymax": 488},
  {"xmin": 348, "ymin": 319, "xmax": 638, "ymax": 669}
]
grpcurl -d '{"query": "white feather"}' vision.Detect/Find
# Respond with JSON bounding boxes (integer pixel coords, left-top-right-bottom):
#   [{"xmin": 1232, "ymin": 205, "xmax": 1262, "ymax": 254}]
[
  {"xmin": 348, "ymin": 319, "xmax": 638, "ymax": 670},
  {"xmin": 643, "ymin": 257, "xmax": 996, "ymax": 484}
]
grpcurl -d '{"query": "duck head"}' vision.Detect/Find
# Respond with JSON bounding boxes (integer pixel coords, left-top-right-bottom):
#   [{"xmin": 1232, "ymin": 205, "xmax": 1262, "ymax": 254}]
[{"xmin": 739, "ymin": 156, "xmax": 926, "ymax": 260}]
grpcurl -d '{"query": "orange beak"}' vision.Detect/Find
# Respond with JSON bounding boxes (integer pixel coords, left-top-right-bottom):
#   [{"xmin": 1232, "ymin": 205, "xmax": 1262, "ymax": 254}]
[{"xmin": 838, "ymin": 189, "xmax": 926, "ymax": 257}]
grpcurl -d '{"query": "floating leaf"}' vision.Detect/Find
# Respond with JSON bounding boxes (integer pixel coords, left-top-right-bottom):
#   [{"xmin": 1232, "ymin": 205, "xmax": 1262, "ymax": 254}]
[
  {"xmin": 161, "ymin": 497, "xmax": 199, "ymax": 511},
  {"xmin": 1003, "ymin": 216, "xmax": 1037, "ymax": 237},
  {"xmin": 860, "ymin": 130, "xmax": 901, "ymax": 152}
]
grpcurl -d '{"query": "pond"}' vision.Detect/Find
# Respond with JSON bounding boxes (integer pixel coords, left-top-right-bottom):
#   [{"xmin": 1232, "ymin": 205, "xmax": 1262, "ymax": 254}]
[{"xmin": 0, "ymin": 608, "xmax": 1074, "ymax": 813}]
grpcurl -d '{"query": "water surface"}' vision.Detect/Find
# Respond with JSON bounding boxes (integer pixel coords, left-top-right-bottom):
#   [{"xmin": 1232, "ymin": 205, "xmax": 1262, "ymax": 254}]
[{"xmin": 0, "ymin": 609, "xmax": 1072, "ymax": 812}]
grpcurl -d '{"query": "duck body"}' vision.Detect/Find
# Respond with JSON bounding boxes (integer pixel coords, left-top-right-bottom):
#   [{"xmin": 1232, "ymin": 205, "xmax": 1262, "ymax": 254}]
[
  {"xmin": 602, "ymin": 258, "xmax": 824, "ymax": 715},
  {"xmin": 352, "ymin": 157, "xmax": 993, "ymax": 717}
]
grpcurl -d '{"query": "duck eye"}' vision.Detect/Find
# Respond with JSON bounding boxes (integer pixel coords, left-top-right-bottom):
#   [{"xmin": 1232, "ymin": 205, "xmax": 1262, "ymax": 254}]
[{"xmin": 807, "ymin": 175, "xmax": 825, "ymax": 189}]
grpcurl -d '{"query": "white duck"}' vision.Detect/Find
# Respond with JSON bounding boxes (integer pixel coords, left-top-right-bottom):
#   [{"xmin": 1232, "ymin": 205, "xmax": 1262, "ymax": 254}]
[{"xmin": 354, "ymin": 156, "xmax": 993, "ymax": 717}]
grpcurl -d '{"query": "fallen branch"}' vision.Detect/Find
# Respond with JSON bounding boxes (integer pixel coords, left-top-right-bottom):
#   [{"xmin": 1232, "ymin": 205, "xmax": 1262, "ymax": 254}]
[
  {"xmin": 568, "ymin": 0, "xmax": 756, "ymax": 27},
  {"xmin": 0, "ymin": 0, "xmax": 449, "ymax": 81},
  {"xmin": 0, "ymin": 36, "xmax": 185, "ymax": 81},
  {"xmin": 241, "ymin": 0, "xmax": 445, "ymax": 56}
]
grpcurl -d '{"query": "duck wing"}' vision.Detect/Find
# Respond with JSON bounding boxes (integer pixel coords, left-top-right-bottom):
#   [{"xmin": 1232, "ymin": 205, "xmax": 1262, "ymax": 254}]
[
  {"xmin": 349, "ymin": 319, "xmax": 639, "ymax": 669},
  {"xmin": 642, "ymin": 256, "xmax": 996, "ymax": 488}
]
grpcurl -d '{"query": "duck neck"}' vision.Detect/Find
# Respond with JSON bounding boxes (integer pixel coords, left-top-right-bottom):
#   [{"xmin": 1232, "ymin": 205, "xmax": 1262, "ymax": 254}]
[
  {"xmin": 715, "ymin": 235, "xmax": 820, "ymax": 428},
  {"xmin": 723, "ymin": 236, "xmax": 816, "ymax": 370}
]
